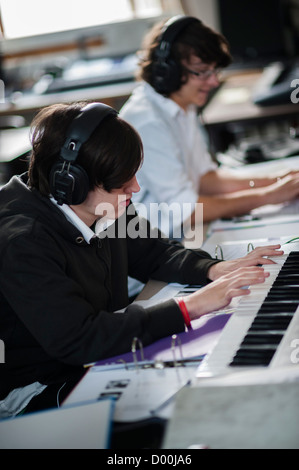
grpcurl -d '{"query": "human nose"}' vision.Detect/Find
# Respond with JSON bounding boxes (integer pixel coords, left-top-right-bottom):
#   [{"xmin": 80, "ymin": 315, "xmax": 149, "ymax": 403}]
[
  {"xmin": 206, "ymin": 72, "xmax": 220, "ymax": 87},
  {"xmin": 126, "ymin": 175, "xmax": 140, "ymax": 194}
]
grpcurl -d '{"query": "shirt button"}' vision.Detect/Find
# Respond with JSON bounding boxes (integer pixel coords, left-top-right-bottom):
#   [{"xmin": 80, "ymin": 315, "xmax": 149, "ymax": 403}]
[{"xmin": 75, "ymin": 236, "xmax": 84, "ymax": 244}]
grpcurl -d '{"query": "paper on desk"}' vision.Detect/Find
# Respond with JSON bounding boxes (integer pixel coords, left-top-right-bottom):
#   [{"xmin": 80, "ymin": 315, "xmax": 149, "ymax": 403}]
[
  {"xmin": 208, "ymin": 212, "xmax": 299, "ymax": 235},
  {"xmin": 202, "ymin": 234, "xmax": 299, "ymax": 260},
  {"xmin": 206, "ymin": 156, "xmax": 299, "ymax": 236},
  {"xmin": 225, "ymin": 155, "xmax": 299, "ymax": 175},
  {"xmin": 63, "ymin": 363, "xmax": 197, "ymax": 422},
  {"xmin": 205, "ymin": 219, "xmax": 299, "ymax": 247},
  {"xmin": 251, "ymin": 200, "xmax": 299, "ymax": 219}
]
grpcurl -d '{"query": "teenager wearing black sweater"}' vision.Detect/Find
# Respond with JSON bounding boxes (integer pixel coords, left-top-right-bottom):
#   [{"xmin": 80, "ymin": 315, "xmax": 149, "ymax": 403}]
[{"xmin": 0, "ymin": 102, "xmax": 282, "ymax": 417}]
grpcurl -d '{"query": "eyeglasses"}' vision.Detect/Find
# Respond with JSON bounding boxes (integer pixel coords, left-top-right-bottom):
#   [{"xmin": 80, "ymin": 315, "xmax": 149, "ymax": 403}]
[{"xmin": 184, "ymin": 66, "xmax": 222, "ymax": 80}]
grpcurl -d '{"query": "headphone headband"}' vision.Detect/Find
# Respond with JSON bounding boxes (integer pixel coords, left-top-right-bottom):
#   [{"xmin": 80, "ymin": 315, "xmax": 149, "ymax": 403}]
[
  {"xmin": 60, "ymin": 102, "xmax": 117, "ymax": 162},
  {"xmin": 153, "ymin": 15, "xmax": 200, "ymax": 94},
  {"xmin": 50, "ymin": 102, "xmax": 117, "ymax": 206},
  {"xmin": 155, "ymin": 16, "xmax": 199, "ymax": 60}
]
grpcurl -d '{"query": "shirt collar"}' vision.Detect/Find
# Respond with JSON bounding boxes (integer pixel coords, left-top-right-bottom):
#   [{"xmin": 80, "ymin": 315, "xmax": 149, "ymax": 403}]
[
  {"xmin": 50, "ymin": 198, "xmax": 116, "ymax": 243},
  {"xmin": 143, "ymin": 82, "xmax": 195, "ymax": 118},
  {"xmin": 50, "ymin": 197, "xmax": 95, "ymax": 244}
]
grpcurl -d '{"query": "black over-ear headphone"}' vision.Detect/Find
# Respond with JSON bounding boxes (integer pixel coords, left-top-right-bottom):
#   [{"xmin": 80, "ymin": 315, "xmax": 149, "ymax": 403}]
[
  {"xmin": 152, "ymin": 15, "xmax": 200, "ymax": 95},
  {"xmin": 50, "ymin": 102, "xmax": 117, "ymax": 206}
]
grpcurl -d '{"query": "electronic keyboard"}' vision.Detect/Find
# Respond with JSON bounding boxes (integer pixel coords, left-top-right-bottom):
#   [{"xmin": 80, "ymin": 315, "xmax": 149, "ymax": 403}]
[{"xmin": 197, "ymin": 251, "xmax": 299, "ymax": 377}]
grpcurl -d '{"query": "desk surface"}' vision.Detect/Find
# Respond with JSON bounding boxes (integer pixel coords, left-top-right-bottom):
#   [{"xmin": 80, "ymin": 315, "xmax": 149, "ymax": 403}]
[
  {"xmin": 203, "ymin": 70, "xmax": 299, "ymax": 127},
  {"xmin": 163, "ymin": 381, "xmax": 299, "ymax": 449},
  {"xmin": 0, "ymin": 126, "xmax": 31, "ymax": 162},
  {"xmin": 0, "ymin": 81, "xmax": 137, "ymax": 117}
]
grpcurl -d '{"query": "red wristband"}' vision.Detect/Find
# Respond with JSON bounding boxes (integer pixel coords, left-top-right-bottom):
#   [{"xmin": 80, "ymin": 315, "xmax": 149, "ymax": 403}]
[{"xmin": 176, "ymin": 297, "xmax": 192, "ymax": 330}]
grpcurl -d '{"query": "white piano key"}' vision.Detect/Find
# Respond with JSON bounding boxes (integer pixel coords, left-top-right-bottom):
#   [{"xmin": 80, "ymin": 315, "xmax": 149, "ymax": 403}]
[{"xmin": 197, "ymin": 252, "xmax": 299, "ymax": 377}]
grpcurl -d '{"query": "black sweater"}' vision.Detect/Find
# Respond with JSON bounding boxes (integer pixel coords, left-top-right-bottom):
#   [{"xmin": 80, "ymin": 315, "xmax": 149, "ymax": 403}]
[{"xmin": 0, "ymin": 174, "xmax": 219, "ymax": 398}]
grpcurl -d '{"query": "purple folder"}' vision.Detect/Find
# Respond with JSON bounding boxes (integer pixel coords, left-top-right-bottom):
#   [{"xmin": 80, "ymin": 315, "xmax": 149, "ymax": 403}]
[{"xmin": 95, "ymin": 313, "xmax": 231, "ymax": 366}]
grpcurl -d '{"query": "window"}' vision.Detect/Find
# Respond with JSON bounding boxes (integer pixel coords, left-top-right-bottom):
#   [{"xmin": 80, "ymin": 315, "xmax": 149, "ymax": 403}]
[{"xmin": 0, "ymin": 0, "xmax": 175, "ymax": 39}]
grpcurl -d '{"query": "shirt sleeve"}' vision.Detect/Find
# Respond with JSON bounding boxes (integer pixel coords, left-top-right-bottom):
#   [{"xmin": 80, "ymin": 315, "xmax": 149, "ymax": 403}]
[
  {"xmin": 137, "ymin": 118, "xmax": 199, "ymax": 207},
  {"xmin": 125, "ymin": 209, "xmax": 221, "ymax": 285}
]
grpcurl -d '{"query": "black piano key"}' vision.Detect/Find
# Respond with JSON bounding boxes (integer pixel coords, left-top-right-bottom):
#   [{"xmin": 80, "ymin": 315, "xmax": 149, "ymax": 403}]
[
  {"xmin": 257, "ymin": 309, "xmax": 298, "ymax": 317},
  {"xmin": 268, "ymin": 285, "xmax": 299, "ymax": 291},
  {"xmin": 272, "ymin": 275, "xmax": 299, "ymax": 281},
  {"xmin": 272, "ymin": 278, "xmax": 299, "ymax": 286},
  {"xmin": 249, "ymin": 317, "xmax": 292, "ymax": 331},
  {"xmin": 230, "ymin": 348, "xmax": 276, "ymax": 366},
  {"xmin": 267, "ymin": 293, "xmax": 299, "ymax": 299},
  {"xmin": 265, "ymin": 293, "xmax": 299, "ymax": 301},
  {"xmin": 282, "ymin": 263, "xmax": 299, "ymax": 268},
  {"xmin": 257, "ymin": 302, "xmax": 298, "ymax": 313},
  {"xmin": 232, "ymin": 345, "xmax": 276, "ymax": 354},
  {"xmin": 241, "ymin": 332, "xmax": 283, "ymax": 346},
  {"xmin": 266, "ymin": 286, "xmax": 299, "ymax": 294},
  {"xmin": 274, "ymin": 269, "xmax": 299, "ymax": 275},
  {"xmin": 251, "ymin": 314, "xmax": 293, "ymax": 323},
  {"xmin": 230, "ymin": 357, "xmax": 272, "ymax": 366},
  {"xmin": 233, "ymin": 349, "xmax": 276, "ymax": 359},
  {"xmin": 284, "ymin": 251, "xmax": 299, "ymax": 258},
  {"xmin": 279, "ymin": 268, "xmax": 299, "ymax": 274},
  {"xmin": 229, "ymin": 251, "xmax": 299, "ymax": 368}
]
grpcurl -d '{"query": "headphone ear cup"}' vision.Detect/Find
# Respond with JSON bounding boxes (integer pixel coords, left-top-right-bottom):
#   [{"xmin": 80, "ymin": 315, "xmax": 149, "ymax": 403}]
[
  {"xmin": 49, "ymin": 162, "xmax": 90, "ymax": 206},
  {"xmin": 153, "ymin": 59, "xmax": 181, "ymax": 94},
  {"xmin": 152, "ymin": 16, "xmax": 199, "ymax": 95}
]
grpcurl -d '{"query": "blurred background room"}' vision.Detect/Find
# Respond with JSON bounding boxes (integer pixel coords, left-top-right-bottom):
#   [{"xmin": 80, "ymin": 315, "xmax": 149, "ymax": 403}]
[{"xmin": 0, "ymin": 0, "xmax": 299, "ymax": 184}]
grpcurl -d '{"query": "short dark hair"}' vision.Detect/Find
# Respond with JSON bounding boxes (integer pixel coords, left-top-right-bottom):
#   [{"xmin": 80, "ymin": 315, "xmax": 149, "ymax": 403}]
[
  {"xmin": 28, "ymin": 102, "xmax": 144, "ymax": 196},
  {"xmin": 137, "ymin": 17, "xmax": 232, "ymax": 93}
]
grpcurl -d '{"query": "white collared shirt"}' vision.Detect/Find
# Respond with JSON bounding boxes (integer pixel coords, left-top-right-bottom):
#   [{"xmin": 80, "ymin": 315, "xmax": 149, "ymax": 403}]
[
  {"xmin": 50, "ymin": 198, "xmax": 115, "ymax": 242},
  {"xmin": 120, "ymin": 82, "xmax": 217, "ymax": 236},
  {"xmin": 51, "ymin": 198, "xmax": 95, "ymax": 243}
]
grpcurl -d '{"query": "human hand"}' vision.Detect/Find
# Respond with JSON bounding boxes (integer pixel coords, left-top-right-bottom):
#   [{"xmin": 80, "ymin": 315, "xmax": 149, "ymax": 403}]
[
  {"xmin": 265, "ymin": 173, "xmax": 299, "ymax": 205},
  {"xmin": 283, "ymin": 170, "xmax": 299, "ymax": 177},
  {"xmin": 184, "ymin": 266, "xmax": 269, "ymax": 321},
  {"xmin": 208, "ymin": 244, "xmax": 283, "ymax": 280}
]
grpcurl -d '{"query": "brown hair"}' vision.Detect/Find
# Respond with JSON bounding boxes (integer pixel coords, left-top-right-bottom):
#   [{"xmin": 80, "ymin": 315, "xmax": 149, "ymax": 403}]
[
  {"xmin": 28, "ymin": 102, "xmax": 143, "ymax": 196},
  {"xmin": 137, "ymin": 17, "xmax": 232, "ymax": 93}
]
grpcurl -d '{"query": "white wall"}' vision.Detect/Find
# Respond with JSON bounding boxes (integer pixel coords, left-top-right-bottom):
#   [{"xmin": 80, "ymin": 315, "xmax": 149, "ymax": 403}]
[{"xmin": 180, "ymin": 0, "xmax": 220, "ymax": 30}]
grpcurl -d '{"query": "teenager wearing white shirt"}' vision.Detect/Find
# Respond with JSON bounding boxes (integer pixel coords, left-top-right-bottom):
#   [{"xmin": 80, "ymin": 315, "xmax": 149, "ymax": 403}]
[{"xmin": 120, "ymin": 15, "xmax": 299, "ymax": 238}]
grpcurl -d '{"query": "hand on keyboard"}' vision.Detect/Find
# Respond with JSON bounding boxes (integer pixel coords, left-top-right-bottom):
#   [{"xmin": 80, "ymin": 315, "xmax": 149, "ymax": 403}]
[
  {"xmin": 208, "ymin": 244, "xmax": 284, "ymax": 281},
  {"xmin": 183, "ymin": 266, "xmax": 269, "ymax": 320}
]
